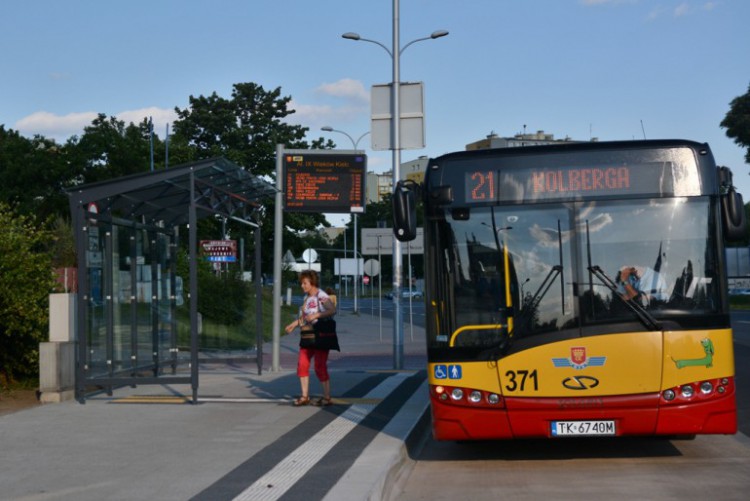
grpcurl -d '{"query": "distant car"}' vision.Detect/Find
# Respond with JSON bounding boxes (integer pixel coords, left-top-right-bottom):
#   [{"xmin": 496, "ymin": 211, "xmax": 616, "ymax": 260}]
[
  {"xmin": 730, "ymin": 288, "xmax": 750, "ymax": 296},
  {"xmin": 384, "ymin": 290, "xmax": 423, "ymax": 300}
]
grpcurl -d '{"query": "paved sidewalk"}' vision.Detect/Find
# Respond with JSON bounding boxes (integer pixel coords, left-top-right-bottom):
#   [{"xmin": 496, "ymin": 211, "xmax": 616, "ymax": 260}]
[{"xmin": 0, "ymin": 311, "xmax": 429, "ymax": 501}]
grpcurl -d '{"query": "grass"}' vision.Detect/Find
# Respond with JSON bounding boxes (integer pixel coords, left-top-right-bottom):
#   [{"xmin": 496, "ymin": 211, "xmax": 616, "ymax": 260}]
[
  {"xmin": 729, "ymin": 295, "xmax": 750, "ymax": 310},
  {"xmin": 0, "ymin": 376, "xmax": 38, "ymax": 395},
  {"xmin": 175, "ymin": 287, "xmax": 298, "ymax": 350}
]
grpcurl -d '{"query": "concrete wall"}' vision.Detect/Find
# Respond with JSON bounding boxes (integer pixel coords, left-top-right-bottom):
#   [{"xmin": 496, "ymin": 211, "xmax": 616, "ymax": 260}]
[{"xmin": 39, "ymin": 293, "xmax": 77, "ymax": 403}]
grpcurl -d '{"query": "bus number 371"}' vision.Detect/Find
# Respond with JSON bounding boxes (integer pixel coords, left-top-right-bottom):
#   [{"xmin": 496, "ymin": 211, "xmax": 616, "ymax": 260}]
[{"xmin": 505, "ymin": 369, "xmax": 539, "ymax": 392}]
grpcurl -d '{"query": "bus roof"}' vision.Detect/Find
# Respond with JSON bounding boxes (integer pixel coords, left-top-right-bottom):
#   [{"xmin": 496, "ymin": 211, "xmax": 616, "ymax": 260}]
[{"xmin": 431, "ymin": 139, "xmax": 711, "ymax": 163}]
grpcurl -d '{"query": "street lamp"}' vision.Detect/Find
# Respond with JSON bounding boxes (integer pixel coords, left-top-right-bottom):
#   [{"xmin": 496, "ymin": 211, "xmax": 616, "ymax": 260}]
[
  {"xmin": 321, "ymin": 126, "xmax": 370, "ymax": 150},
  {"xmin": 342, "ymin": 4, "xmax": 448, "ymax": 369},
  {"xmin": 342, "ymin": 29, "xmax": 448, "ymax": 56},
  {"xmin": 320, "ymin": 126, "xmax": 371, "ymax": 314}
]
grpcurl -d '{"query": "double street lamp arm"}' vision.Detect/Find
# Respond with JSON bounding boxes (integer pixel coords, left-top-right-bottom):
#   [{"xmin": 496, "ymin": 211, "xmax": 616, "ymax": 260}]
[
  {"xmin": 320, "ymin": 126, "xmax": 370, "ymax": 150},
  {"xmin": 342, "ymin": 30, "xmax": 448, "ymax": 57}
]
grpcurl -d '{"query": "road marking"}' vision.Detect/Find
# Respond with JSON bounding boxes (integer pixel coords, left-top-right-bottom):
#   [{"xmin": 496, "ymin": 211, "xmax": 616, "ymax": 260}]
[
  {"xmin": 110, "ymin": 395, "xmax": 190, "ymax": 404},
  {"xmin": 232, "ymin": 372, "xmax": 410, "ymax": 501}
]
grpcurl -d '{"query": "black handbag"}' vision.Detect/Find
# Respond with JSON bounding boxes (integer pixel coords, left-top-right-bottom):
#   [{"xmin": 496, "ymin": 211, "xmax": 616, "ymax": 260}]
[
  {"xmin": 313, "ymin": 317, "xmax": 340, "ymax": 351},
  {"xmin": 299, "ymin": 328, "xmax": 316, "ymax": 348}
]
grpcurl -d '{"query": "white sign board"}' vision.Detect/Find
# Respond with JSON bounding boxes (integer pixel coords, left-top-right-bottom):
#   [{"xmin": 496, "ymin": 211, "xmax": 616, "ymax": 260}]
[
  {"xmin": 361, "ymin": 228, "xmax": 423, "ymax": 255},
  {"xmin": 335, "ymin": 258, "xmax": 365, "ymax": 276},
  {"xmin": 371, "ymin": 82, "xmax": 425, "ymax": 151},
  {"xmin": 363, "ymin": 259, "xmax": 381, "ymax": 277}
]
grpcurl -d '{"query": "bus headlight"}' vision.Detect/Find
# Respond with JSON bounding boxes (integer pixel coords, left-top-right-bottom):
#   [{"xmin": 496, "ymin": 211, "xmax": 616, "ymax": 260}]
[
  {"xmin": 468, "ymin": 391, "xmax": 482, "ymax": 403},
  {"xmin": 663, "ymin": 389, "xmax": 676, "ymax": 401},
  {"xmin": 487, "ymin": 393, "xmax": 500, "ymax": 405},
  {"xmin": 451, "ymin": 388, "xmax": 464, "ymax": 401},
  {"xmin": 700, "ymin": 381, "xmax": 713, "ymax": 394}
]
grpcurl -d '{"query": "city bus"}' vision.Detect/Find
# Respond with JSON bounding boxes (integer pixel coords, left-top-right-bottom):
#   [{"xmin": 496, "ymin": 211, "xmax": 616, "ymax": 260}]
[{"xmin": 393, "ymin": 139, "xmax": 747, "ymax": 440}]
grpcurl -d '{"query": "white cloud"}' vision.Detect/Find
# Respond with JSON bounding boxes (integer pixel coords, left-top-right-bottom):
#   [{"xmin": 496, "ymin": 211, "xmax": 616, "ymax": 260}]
[
  {"xmin": 15, "ymin": 111, "xmax": 97, "ymax": 141},
  {"xmin": 315, "ymin": 78, "xmax": 369, "ymax": 103},
  {"xmin": 647, "ymin": 1, "xmax": 718, "ymax": 20},
  {"xmin": 14, "ymin": 107, "xmax": 178, "ymax": 142},
  {"xmin": 118, "ymin": 107, "xmax": 178, "ymax": 135},
  {"xmin": 288, "ymin": 99, "xmax": 367, "ymax": 129},
  {"xmin": 284, "ymin": 79, "xmax": 371, "ymax": 133},
  {"xmin": 579, "ymin": 0, "xmax": 637, "ymax": 6},
  {"xmin": 646, "ymin": 5, "xmax": 667, "ymax": 21},
  {"xmin": 674, "ymin": 2, "xmax": 691, "ymax": 16}
]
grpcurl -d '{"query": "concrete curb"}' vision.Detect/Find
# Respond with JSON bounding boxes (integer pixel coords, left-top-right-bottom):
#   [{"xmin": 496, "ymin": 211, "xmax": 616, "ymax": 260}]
[{"xmin": 323, "ymin": 379, "xmax": 431, "ymax": 501}]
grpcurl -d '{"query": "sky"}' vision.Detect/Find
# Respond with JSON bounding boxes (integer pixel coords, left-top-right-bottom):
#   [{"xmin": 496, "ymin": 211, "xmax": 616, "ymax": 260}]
[{"xmin": 2, "ymin": 0, "xmax": 749, "ymax": 227}]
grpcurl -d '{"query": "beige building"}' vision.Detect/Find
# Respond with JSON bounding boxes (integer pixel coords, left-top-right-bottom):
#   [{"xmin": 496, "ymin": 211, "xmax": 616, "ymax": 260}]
[
  {"xmin": 401, "ymin": 156, "xmax": 429, "ymax": 184},
  {"xmin": 364, "ymin": 155, "xmax": 430, "ymax": 204},
  {"xmin": 466, "ymin": 130, "xmax": 593, "ymax": 150},
  {"xmin": 366, "ymin": 171, "xmax": 392, "ymax": 203}
]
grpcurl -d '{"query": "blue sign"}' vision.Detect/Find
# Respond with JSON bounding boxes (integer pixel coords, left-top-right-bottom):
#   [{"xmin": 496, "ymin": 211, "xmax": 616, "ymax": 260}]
[
  {"xmin": 434, "ymin": 365, "xmax": 448, "ymax": 379},
  {"xmin": 448, "ymin": 365, "xmax": 462, "ymax": 379}
]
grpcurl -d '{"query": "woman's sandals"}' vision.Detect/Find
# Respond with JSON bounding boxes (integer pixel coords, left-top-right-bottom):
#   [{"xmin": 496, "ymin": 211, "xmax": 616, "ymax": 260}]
[{"xmin": 293, "ymin": 396, "xmax": 310, "ymax": 406}]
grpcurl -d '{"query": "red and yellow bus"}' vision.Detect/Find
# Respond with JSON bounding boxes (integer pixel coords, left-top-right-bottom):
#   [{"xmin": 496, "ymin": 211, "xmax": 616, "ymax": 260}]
[{"xmin": 393, "ymin": 140, "xmax": 746, "ymax": 440}]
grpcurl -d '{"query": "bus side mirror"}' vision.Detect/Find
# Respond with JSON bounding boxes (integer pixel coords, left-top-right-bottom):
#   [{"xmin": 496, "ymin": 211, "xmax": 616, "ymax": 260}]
[
  {"xmin": 719, "ymin": 166, "xmax": 748, "ymax": 242},
  {"xmin": 393, "ymin": 180, "xmax": 418, "ymax": 242},
  {"xmin": 722, "ymin": 187, "xmax": 747, "ymax": 242}
]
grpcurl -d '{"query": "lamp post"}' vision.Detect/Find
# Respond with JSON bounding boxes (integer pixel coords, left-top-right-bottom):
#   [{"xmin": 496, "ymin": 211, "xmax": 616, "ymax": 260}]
[
  {"xmin": 342, "ymin": 1, "xmax": 448, "ymax": 369},
  {"xmin": 321, "ymin": 126, "xmax": 370, "ymax": 315},
  {"xmin": 321, "ymin": 126, "xmax": 369, "ymax": 150}
]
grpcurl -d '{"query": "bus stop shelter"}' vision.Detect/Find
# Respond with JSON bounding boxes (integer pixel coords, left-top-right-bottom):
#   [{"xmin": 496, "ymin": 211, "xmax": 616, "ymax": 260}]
[{"xmin": 67, "ymin": 157, "xmax": 276, "ymax": 403}]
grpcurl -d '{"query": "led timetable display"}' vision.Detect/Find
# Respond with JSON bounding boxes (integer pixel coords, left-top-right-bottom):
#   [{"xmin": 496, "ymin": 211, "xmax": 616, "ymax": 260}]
[{"xmin": 284, "ymin": 152, "xmax": 367, "ymax": 213}]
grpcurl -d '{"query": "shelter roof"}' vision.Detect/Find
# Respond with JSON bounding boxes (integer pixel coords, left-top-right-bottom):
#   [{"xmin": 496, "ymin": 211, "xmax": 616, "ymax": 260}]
[{"xmin": 67, "ymin": 157, "xmax": 277, "ymax": 227}]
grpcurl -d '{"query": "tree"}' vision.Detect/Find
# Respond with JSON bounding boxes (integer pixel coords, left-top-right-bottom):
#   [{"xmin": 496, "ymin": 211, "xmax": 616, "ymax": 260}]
[
  {"xmin": 171, "ymin": 82, "xmax": 337, "ymax": 273},
  {"xmin": 721, "ymin": 82, "xmax": 750, "ymax": 165},
  {"xmin": 172, "ymin": 82, "xmax": 333, "ymax": 177},
  {"xmin": 0, "ymin": 126, "xmax": 74, "ymax": 221},
  {"xmin": 65, "ymin": 114, "xmax": 160, "ymax": 184},
  {"xmin": 0, "ymin": 204, "xmax": 56, "ymax": 387}
]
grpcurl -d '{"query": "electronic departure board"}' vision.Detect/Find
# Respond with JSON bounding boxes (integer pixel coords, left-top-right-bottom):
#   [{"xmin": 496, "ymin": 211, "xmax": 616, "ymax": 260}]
[{"xmin": 283, "ymin": 152, "xmax": 367, "ymax": 213}]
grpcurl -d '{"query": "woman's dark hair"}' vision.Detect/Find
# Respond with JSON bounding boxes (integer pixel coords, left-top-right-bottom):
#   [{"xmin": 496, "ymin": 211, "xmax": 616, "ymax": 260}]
[{"xmin": 299, "ymin": 269, "xmax": 319, "ymax": 287}]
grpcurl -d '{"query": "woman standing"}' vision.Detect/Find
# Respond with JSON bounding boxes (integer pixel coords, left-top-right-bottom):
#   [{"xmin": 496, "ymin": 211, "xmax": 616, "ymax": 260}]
[{"xmin": 285, "ymin": 270, "xmax": 336, "ymax": 406}]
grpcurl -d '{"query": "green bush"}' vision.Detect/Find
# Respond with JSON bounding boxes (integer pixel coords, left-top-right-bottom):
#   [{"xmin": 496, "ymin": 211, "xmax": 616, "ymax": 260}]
[
  {"xmin": 0, "ymin": 204, "xmax": 56, "ymax": 388},
  {"xmin": 176, "ymin": 250, "xmax": 251, "ymax": 325}
]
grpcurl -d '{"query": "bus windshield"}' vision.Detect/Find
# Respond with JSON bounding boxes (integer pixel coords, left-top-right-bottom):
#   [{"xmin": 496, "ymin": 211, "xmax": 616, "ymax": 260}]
[{"xmin": 430, "ymin": 196, "xmax": 721, "ymax": 354}]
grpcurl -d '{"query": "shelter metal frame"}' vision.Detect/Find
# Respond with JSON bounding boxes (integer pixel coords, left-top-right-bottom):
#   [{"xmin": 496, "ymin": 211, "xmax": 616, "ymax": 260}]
[{"xmin": 67, "ymin": 157, "xmax": 276, "ymax": 403}]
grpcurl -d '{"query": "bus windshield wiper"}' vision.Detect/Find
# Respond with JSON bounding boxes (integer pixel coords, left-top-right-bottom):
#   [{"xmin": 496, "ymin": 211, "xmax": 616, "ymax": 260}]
[
  {"xmin": 515, "ymin": 265, "xmax": 562, "ymax": 335},
  {"xmin": 478, "ymin": 264, "xmax": 563, "ymax": 360},
  {"xmin": 588, "ymin": 265, "xmax": 662, "ymax": 331}
]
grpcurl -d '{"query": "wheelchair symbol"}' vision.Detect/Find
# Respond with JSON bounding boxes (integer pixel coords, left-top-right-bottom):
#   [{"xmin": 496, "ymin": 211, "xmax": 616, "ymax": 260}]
[{"xmin": 434, "ymin": 365, "xmax": 448, "ymax": 379}]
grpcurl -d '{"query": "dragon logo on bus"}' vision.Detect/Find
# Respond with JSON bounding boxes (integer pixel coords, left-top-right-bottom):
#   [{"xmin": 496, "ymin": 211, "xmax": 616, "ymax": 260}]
[
  {"xmin": 671, "ymin": 338, "xmax": 714, "ymax": 369},
  {"xmin": 552, "ymin": 347, "xmax": 607, "ymax": 370}
]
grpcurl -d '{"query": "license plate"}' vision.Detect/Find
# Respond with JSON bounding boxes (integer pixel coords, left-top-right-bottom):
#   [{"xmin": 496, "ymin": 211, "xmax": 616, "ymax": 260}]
[{"xmin": 551, "ymin": 420, "xmax": 616, "ymax": 437}]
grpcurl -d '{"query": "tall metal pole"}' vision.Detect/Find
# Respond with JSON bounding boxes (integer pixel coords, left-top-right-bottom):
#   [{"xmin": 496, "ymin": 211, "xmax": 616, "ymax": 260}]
[
  {"xmin": 272, "ymin": 144, "xmax": 284, "ymax": 372},
  {"xmin": 391, "ymin": 0, "xmax": 404, "ymax": 369},
  {"xmin": 354, "ymin": 213, "xmax": 359, "ymax": 314},
  {"xmin": 320, "ymin": 126, "xmax": 369, "ymax": 316},
  {"xmin": 341, "ymin": 7, "xmax": 447, "ymax": 370}
]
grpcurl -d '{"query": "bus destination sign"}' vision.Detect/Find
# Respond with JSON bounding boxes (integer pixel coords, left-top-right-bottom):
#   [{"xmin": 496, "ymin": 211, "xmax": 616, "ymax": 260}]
[
  {"xmin": 464, "ymin": 162, "xmax": 683, "ymax": 203},
  {"xmin": 284, "ymin": 152, "xmax": 366, "ymax": 213}
]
